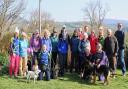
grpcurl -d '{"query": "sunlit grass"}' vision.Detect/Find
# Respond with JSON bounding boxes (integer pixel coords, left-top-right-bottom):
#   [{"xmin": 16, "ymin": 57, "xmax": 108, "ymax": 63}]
[{"xmin": 0, "ymin": 70, "xmax": 128, "ymax": 89}]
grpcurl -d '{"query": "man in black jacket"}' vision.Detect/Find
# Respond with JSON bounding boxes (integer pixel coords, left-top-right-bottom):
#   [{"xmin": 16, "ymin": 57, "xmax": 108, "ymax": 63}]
[
  {"xmin": 104, "ymin": 29, "xmax": 118, "ymax": 78},
  {"xmin": 115, "ymin": 23, "xmax": 126, "ymax": 76}
]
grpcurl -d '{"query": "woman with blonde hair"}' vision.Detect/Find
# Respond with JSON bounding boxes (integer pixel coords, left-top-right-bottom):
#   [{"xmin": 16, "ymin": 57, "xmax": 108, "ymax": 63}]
[
  {"xmin": 19, "ymin": 32, "xmax": 29, "ymax": 77},
  {"xmin": 42, "ymin": 30, "xmax": 52, "ymax": 53}
]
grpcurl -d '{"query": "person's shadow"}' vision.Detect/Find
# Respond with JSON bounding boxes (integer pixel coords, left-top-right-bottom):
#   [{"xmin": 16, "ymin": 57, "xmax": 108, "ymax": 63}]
[{"xmin": 58, "ymin": 73, "xmax": 101, "ymax": 86}]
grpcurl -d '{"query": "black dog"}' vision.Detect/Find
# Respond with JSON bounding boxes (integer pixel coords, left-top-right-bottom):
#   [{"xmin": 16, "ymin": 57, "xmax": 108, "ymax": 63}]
[
  {"xmin": 82, "ymin": 60, "xmax": 94, "ymax": 81},
  {"xmin": 93, "ymin": 64, "xmax": 110, "ymax": 85},
  {"xmin": 81, "ymin": 53, "xmax": 110, "ymax": 85},
  {"xmin": 81, "ymin": 54, "xmax": 94, "ymax": 81}
]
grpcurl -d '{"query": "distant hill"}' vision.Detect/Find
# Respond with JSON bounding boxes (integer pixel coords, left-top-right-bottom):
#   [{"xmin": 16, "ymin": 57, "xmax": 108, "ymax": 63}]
[
  {"xmin": 104, "ymin": 19, "xmax": 128, "ymax": 26},
  {"xmin": 56, "ymin": 19, "xmax": 128, "ymax": 32},
  {"xmin": 19, "ymin": 18, "xmax": 128, "ymax": 32}
]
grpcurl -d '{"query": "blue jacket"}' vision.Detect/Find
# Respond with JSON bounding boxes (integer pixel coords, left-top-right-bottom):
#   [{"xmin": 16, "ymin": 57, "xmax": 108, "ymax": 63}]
[
  {"xmin": 78, "ymin": 39, "xmax": 90, "ymax": 53},
  {"xmin": 42, "ymin": 37, "xmax": 52, "ymax": 52},
  {"xmin": 40, "ymin": 51, "xmax": 49, "ymax": 65},
  {"xmin": 19, "ymin": 39, "xmax": 28, "ymax": 57},
  {"xmin": 11, "ymin": 37, "xmax": 20, "ymax": 55},
  {"xmin": 50, "ymin": 36, "xmax": 58, "ymax": 52},
  {"xmin": 115, "ymin": 30, "xmax": 125, "ymax": 49},
  {"xmin": 70, "ymin": 35, "xmax": 79, "ymax": 52},
  {"xmin": 58, "ymin": 39, "xmax": 68, "ymax": 54}
]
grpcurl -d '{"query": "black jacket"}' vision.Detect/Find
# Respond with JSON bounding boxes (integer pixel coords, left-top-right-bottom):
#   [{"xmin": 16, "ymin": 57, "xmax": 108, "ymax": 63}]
[
  {"xmin": 104, "ymin": 36, "xmax": 118, "ymax": 57},
  {"xmin": 115, "ymin": 30, "xmax": 125, "ymax": 49}
]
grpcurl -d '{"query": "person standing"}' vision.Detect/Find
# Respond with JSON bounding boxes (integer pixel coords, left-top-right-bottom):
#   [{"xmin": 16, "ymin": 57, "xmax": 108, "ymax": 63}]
[
  {"xmin": 104, "ymin": 29, "xmax": 118, "ymax": 78},
  {"xmin": 42, "ymin": 30, "xmax": 52, "ymax": 53},
  {"xmin": 30, "ymin": 30, "xmax": 42, "ymax": 66},
  {"xmin": 77, "ymin": 27, "xmax": 83, "ymax": 40},
  {"xmin": 115, "ymin": 23, "xmax": 126, "ymax": 76},
  {"xmin": 50, "ymin": 29, "xmax": 58, "ymax": 67},
  {"xmin": 84, "ymin": 26, "xmax": 90, "ymax": 35},
  {"xmin": 9, "ymin": 27, "xmax": 20, "ymax": 78},
  {"xmin": 58, "ymin": 27, "xmax": 69, "ymax": 76},
  {"xmin": 50, "ymin": 28, "xmax": 58, "ymax": 78},
  {"xmin": 19, "ymin": 32, "xmax": 28, "ymax": 77},
  {"xmin": 70, "ymin": 29, "xmax": 79, "ymax": 73},
  {"xmin": 58, "ymin": 25, "xmax": 70, "ymax": 71},
  {"xmin": 98, "ymin": 27, "xmax": 105, "ymax": 47},
  {"xmin": 88, "ymin": 30, "xmax": 98, "ymax": 55}
]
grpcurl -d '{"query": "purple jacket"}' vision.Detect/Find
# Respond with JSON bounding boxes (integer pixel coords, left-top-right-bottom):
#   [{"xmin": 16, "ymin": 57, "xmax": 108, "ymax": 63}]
[
  {"xmin": 95, "ymin": 51, "xmax": 109, "ymax": 67},
  {"xmin": 30, "ymin": 36, "xmax": 42, "ymax": 52}
]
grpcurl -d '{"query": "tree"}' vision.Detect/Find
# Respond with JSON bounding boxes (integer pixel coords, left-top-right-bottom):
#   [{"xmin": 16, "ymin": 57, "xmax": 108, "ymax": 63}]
[
  {"xmin": 0, "ymin": 0, "xmax": 25, "ymax": 39},
  {"xmin": 27, "ymin": 9, "xmax": 56, "ymax": 33},
  {"xmin": 84, "ymin": 0, "xmax": 109, "ymax": 30}
]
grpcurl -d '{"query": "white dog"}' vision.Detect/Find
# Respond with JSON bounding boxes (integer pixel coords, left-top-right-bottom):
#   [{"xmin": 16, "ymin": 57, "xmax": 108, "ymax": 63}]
[{"xmin": 26, "ymin": 65, "xmax": 41, "ymax": 84}]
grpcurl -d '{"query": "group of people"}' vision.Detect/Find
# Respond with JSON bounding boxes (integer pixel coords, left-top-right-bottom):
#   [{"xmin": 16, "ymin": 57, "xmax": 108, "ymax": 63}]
[{"xmin": 8, "ymin": 23, "xmax": 126, "ymax": 81}]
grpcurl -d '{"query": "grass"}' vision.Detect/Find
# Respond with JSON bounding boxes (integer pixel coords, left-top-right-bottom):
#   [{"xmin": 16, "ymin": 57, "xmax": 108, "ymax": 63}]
[{"xmin": 0, "ymin": 70, "xmax": 128, "ymax": 89}]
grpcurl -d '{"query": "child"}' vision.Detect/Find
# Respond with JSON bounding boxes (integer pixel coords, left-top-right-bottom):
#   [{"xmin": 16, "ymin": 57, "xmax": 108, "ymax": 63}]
[
  {"xmin": 38, "ymin": 44, "xmax": 50, "ymax": 81},
  {"xmin": 19, "ymin": 32, "xmax": 28, "ymax": 77}
]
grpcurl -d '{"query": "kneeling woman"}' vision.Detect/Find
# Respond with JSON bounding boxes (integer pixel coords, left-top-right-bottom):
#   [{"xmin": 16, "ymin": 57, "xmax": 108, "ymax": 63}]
[{"xmin": 94, "ymin": 43, "xmax": 109, "ymax": 82}]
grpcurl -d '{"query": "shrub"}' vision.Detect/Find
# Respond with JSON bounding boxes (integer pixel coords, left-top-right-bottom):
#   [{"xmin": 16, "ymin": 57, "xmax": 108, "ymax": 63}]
[{"xmin": 0, "ymin": 53, "xmax": 9, "ymax": 75}]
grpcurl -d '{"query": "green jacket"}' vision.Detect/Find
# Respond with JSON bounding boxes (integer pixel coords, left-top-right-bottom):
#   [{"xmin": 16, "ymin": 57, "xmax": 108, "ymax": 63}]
[
  {"xmin": 98, "ymin": 36, "xmax": 104, "ymax": 47},
  {"xmin": 50, "ymin": 36, "xmax": 58, "ymax": 52}
]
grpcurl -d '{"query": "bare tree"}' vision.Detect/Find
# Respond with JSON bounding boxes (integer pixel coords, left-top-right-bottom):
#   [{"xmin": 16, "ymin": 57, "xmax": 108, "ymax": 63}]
[
  {"xmin": 0, "ymin": 0, "xmax": 25, "ymax": 38},
  {"xmin": 84, "ymin": 0, "xmax": 109, "ymax": 30},
  {"xmin": 27, "ymin": 9, "xmax": 56, "ymax": 33}
]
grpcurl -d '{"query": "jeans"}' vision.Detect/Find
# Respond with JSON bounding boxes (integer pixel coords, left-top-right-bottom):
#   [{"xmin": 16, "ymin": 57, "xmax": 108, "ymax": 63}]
[
  {"xmin": 32, "ymin": 52, "xmax": 40, "ymax": 66},
  {"xmin": 118, "ymin": 49, "xmax": 126, "ymax": 74},
  {"xmin": 58, "ymin": 53, "xmax": 66, "ymax": 76},
  {"xmin": 70, "ymin": 52, "xmax": 79, "ymax": 72},
  {"xmin": 78, "ymin": 53, "xmax": 85, "ymax": 73},
  {"xmin": 39, "ymin": 65, "xmax": 50, "ymax": 81}
]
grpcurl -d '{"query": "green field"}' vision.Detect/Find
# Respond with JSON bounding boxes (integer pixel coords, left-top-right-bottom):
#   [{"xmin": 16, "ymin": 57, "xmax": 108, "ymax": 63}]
[{"xmin": 0, "ymin": 70, "xmax": 128, "ymax": 89}]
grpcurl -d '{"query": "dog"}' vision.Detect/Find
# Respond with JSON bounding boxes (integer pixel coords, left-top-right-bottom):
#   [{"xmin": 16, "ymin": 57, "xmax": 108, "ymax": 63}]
[
  {"xmin": 81, "ymin": 58, "xmax": 110, "ymax": 85},
  {"xmin": 81, "ymin": 58, "xmax": 94, "ymax": 81},
  {"xmin": 51, "ymin": 64, "xmax": 59, "ymax": 79},
  {"xmin": 26, "ymin": 65, "xmax": 41, "ymax": 84},
  {"xmin": 92, "ymin": 64, "xmax": 110, "ymax": 85}
]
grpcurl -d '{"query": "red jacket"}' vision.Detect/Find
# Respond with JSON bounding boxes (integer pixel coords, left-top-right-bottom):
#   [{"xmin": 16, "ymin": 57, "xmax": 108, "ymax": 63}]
[{"xmin": 88, "ymin": 34, "xmax": 98, "ymax": 54}]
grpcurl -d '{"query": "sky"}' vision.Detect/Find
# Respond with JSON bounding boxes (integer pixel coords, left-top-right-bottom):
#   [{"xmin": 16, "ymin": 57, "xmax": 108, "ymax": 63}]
[{"xmin": 23, "ymin": 0, "xmax": 128, "ymax": 22}]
